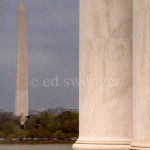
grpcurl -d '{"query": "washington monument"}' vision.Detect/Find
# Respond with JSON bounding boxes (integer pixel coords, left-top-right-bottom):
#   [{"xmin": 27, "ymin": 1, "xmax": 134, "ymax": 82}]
[{"xmin": 15, "ymin": 0, "xmax": 28, "ymax": 124}]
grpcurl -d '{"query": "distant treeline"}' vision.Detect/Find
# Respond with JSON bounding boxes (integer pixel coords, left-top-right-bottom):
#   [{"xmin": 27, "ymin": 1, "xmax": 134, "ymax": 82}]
[{"xmin": 0, "ymin": 110, "xmax": 79, "ymax": 141}]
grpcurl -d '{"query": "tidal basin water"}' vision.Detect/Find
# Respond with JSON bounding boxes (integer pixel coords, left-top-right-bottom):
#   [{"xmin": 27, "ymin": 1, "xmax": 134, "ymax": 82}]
[{"xmin": 0, "ymin": 144, "xmax": 72, "ymax": 150}]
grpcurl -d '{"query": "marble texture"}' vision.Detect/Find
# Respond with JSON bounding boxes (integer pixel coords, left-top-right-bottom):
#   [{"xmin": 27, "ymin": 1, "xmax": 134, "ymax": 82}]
[
  {"xmin": 80, "ymin": 0, "xmax": 132, "ymax": 40},
  {"xmin": 78, "ymin": 39, "xmax": 132, "ymax": 141},
  {"xmin": 73, "ymin": 0, "xmax": 133, "ymax": 150},
  {"xmin": 15, "ymin": 0, "xmax": 28, "ymax": 121},
  {"xmin": 133, "ymin": 0, "xmax": 150, "ymax": 12},
  {"xmin": 130, "ymin": 0, "xmax": 150, "ymax": 149}
]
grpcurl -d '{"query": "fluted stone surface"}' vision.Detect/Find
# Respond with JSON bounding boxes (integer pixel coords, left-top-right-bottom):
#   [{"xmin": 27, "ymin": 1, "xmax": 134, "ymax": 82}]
[
  {"xmin": 73, "ymin": 0, "xmax": 133, "ymax": 150},
  {"xmin": 130, "ymin": 0, "xmax": 150, "ymax": 149},
  {"xmin": 15, "ymin": 0, "xmax": 28, "ymax": 123}
]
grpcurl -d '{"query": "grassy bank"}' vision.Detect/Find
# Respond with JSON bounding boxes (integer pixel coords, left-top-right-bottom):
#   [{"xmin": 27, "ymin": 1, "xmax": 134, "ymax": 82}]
[{"xmin": 0, "ymin": 111, "xmax": 79, "ymax": 141}]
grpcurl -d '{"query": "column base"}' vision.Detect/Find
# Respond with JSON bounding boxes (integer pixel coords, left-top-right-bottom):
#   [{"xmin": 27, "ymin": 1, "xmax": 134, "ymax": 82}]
[
  {"xmin": 73, "ymin": 142, "xmax": 130, "ymax": 150},
  {"xmin": 130, "ymin": 146, "xmax": 150, "ymax": 150},
  {"xmin": 130, "ymin": 142, "xmax": 150, "ymax": 150}
]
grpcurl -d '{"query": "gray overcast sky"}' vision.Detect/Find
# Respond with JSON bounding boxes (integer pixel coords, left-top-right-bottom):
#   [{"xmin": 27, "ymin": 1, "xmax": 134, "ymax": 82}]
[{"xmin": 0, "ymin": 0, "xmax": 79, "ymax": 112}]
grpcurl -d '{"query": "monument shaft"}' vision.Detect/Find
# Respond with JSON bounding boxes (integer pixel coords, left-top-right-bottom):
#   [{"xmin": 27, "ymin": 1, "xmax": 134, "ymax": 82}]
[{"xmin": 15, "ymin": 0, "xmax": 28, "ymax": 119}]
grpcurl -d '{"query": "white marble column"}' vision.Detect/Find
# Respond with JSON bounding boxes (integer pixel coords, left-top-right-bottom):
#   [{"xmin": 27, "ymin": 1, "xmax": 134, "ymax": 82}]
[
  {"xmin": 130, "ymin": 0, "xmax": 150, "ymax": 149},
  {"xmin": 73, "ymin": 0, "xmax": 133, "ymax": 150}
]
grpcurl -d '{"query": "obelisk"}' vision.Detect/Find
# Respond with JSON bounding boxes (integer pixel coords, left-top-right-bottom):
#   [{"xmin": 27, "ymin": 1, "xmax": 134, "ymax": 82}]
[{"xmin": 15, "ymin": 0, "xmax": 28, "ymax": 124}]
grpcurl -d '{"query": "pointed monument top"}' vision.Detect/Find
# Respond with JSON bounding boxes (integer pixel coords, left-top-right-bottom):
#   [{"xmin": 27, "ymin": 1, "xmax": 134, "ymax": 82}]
[
  {"xmin": 19, "ymin": 0, "xmax": 26, "ymax": 11},
  {"xmin": 20, "ymin": 0, "xmax": 24, "ymax": 5}
]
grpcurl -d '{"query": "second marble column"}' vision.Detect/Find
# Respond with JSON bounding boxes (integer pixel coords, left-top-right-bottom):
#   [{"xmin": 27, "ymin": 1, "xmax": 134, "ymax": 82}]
[{"xmin": 130, "ymin": 0, "xmax": 150, "ymax": 149}]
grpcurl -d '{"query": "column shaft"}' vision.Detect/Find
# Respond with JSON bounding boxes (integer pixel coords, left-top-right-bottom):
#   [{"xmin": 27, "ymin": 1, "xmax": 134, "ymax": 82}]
[
  {"xmin": 131, "ymin": 0, "xmax": 150, "ymax": 149},
  {"xmin": 73, "ymin": 0, "xmax": 133, "ymax": 150}
]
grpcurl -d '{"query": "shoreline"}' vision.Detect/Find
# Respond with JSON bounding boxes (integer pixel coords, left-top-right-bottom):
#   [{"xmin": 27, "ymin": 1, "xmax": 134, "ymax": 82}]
[{"xmin": 0, "ymin": 140, "xmax": 75, "ymax": 145}]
